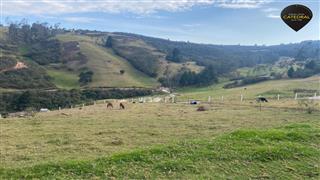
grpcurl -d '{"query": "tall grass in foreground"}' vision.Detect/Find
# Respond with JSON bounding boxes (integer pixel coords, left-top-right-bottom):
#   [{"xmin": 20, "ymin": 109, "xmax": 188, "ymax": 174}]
[{"xmin": 1, "ymin": 123, "xmax": 319, "ymax": 179}]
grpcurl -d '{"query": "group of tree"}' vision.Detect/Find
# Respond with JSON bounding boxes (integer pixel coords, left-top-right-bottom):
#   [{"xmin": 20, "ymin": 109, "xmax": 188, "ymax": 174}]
[
  {"xmin": 7, "ymin": 19, "xmax": 62, "ymax": 44},
  {"xmin": 0, "ymin": 88, "xmax": 152, "ymax": 114},
  {"xmin": 79, "ymin": 70, "xmax": 94, "ymax": 85},
  {"xmin": 111, "ymin": 37, "xmax": 159, "ymax": 77},
  {"xmin": 159, "ymin": 65, "xmax": 218, "ymax": 87},
  {"xmin": 105, "ymin": 36, "xmax": 113, "ymax": 48},
  {"xmin": 166, "ymin": 48, "xmax": 182, "ymax": 62},
  {"xmin": 223, "ymin": 76, "xmax": 271, "ymax": 89},
  {"xmin": 287, "ymin": 60, "xmax": 320, "ymax": 78}
]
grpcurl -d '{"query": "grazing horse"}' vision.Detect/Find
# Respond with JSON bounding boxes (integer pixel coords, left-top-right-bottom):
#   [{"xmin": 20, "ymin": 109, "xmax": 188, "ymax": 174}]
[
  {"xmin": 107, "ymin": 102, "xmax": 113, "ymax": 109},
  {"xmin": 257, "ymin": 97, "xmax": 268, "ymax": 102},
  {"xmin": 120, "ymin": 103, "xmax": 125, "ymax": 110}
]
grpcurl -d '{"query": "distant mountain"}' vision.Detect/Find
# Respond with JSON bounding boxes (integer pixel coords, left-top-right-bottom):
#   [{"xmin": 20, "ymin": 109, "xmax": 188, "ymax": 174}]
[{"xmin": 116, "ymin": 32, "xmax": 319, "ymax": 72}]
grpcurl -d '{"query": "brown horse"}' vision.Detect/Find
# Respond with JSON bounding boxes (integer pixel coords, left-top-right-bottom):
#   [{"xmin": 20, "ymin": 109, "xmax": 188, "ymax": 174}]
[
  {"xmin": 119, "ymin": 103, "xmax": 125, "ymax": 110},
  {"xmin": 107, "ymin": 102, "xmax": 113, "ymax": 109}
]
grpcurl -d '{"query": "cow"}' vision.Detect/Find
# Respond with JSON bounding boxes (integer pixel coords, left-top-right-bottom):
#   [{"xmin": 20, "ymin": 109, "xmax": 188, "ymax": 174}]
[
  {"xmin": 257, "ymin": 97, "xmax": 268, "ymax": 102},
  {"xmin": 107, "ymin": 102, "xmax": 113, "ymax": 109}
]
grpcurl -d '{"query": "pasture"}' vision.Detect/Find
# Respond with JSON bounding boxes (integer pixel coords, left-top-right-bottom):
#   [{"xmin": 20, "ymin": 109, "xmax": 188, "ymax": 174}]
[{"xmin": 1, "ymin": 76, "xmax": 319, "ymax": 179}]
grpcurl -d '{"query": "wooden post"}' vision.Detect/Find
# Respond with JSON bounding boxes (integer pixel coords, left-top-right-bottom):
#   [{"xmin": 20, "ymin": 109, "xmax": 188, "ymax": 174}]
[
  {"xmin": 221, "ymin": 96, "xmax": 224, "ymax": 101},
  {"xmin": 59, "ymin": 107, "xmax": 61, "ymax": 111},
  {"xmin": 277, "ymin": 94, "xmax": 280, "ymax": 101},
  {"xmin": 259, "ymin": 102, "xmax": 262, "ymax": 111},
  {"xmin": 208, "ymin": 96, "xmax": 211, "ymax": 103},
  {"xmin": 295, "ymin": 93, "xmax": 298, "ymax": 100},
  {"xmin": 314, "ymin": 93, "xmax": 317, "ymax": 97},
  {"xmin": 82, "ymin": 104, "xmax": 85, "ymax": 108},
  {"xmin": 172, "ymin": 96, "xmax": 175, "ymax": 103},
  {"xmin": 241, "ymin": 94, "xmax": 243, "ymax": 102}
]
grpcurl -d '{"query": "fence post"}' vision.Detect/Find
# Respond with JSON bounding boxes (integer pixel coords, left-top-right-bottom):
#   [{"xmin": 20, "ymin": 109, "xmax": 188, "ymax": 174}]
[
  {"xmin": 314, "ymin": 93, "xmax": 317, "ymax": 97},
  {"xmin": 59, "ymin": 107, "xmax": 61, "ymax": 111},
  {"xmin": 277, "ymin": 94, "xmax": 280, "ymax": 101},
  {"xmin": 241, "ymin": 94, "xmax": 243, "ymax": 102},
  {"xmin": 82, "ymin": 104, "xmax": 85, "ymax": 108},
  {"xmin": 295, "ymin": 93, "xmax": 298, "ymax": 100},
  {"xmin": 221, "ymin": 96, "xmax": 224, "ymax": 101},
  {"xmin": 208, "ymin": 96, "xmax": 211, "ymax": 103}
]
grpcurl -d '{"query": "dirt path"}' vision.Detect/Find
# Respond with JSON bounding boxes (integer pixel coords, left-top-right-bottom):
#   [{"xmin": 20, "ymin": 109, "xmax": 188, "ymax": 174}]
[{"xmin": 0, "ymin": 61, "xmax": 27, "ymax": 73}]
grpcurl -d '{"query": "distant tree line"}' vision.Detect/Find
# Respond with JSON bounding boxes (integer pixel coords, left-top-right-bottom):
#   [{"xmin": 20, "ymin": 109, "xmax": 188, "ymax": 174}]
[
  {"xmin": 7, "ymin": 19, "xmax": 63, "ymax": 65},
  {"xmin": 0, "ymin": 88, "xmax": 152, "ymax": 114},
  {"xmin": 159, "ymin": 65, "xmax": 218, "ymax": 87},
  {"xmin": 115, "ymin": 33, "xmax": 319, "ymax": 75},
  {"xmin": 287, "ymin": 60, "xmax": 320, "ymax": 78},
  {"xmin": 223, "ymin": 76, "xmax": 271, "ymax": 89}
]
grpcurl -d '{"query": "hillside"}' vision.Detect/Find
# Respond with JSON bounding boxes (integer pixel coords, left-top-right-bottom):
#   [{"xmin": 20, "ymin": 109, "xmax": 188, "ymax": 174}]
[
  {"xmin": 0, "ymin": 25, "xmax": 205, "ymax": 90},
  {"xmin": 55, "ymin": 34, "xmax": 158, "ymax": 88},
  {"xmin": 0, "ymin": 23, "xmax": 319, "ymax": 91}
]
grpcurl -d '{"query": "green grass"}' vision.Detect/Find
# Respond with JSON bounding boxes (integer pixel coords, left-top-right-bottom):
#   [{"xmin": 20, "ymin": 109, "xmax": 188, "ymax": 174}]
[
  {"xmin": 1, "ymin": 123, "xmax": 319, "ymax": 179},
  {"xmin": 47, "ymin": 69, "xmax": 80, "ymax": 89},
  {"xmin": 177, "ymin": 75, "xmax": 320, "ymax": 101},
  {"xmin": 237, "ymin": 64, "xmax": 288, "ymax": 77},
  {"xmin": 56, "ymin": 34, "xmax": 159, "ymax": 88},
  {"xmin": 1, "ymin": 71, "xmax": 320, "ymax": 178}
]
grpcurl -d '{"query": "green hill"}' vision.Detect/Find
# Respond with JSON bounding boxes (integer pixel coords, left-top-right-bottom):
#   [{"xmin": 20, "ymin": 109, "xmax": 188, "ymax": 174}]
[
  {"xmin": 1, "ymin": 24, "xmax": 319, "ymax": 91},
  {"xmin": 55, "ymin": 34, "xmax": 159, "ymax": 88}
]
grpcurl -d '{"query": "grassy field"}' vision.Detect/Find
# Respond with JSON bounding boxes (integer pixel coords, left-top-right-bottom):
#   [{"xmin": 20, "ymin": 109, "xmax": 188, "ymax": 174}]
[
  {"xmin": 47, "ymin": 69, "xmax": 80, "ymax": 89},
  {"xmin": 1, "ymin": 77, "xmax": 319, "ymax": 179},
  {"xmin": 1, "ymin": 123, "xmax": 319, "ymax": 179},
  {"xmin": 178, "ymin": 76, "xmax": 320, "ymax": 101},
  {"xmin": 56, "ymin": 34, "xmax": 158, "ymax": 88}
]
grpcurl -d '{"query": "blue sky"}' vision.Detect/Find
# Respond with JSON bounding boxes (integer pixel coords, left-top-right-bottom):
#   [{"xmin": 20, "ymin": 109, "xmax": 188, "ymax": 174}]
[{"xmin": 1, "ymin": 0, "xmax": 319, "ymax": 45}]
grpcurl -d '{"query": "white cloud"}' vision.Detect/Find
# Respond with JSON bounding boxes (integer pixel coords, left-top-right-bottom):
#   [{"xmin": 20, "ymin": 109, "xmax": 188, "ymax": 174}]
[
  {"xmin": 262, "ymin": 7, "xmax": 279, "ymax": 12},
  {"xmin": 2, "ymin": 0, "xmax": 272, "ymax": 16},
  {"xmin": 217, "ymin": 0, "xmax": 272, "ymax": 9},
  {"xmin": 63, "ymin": 17, "xmax": 101, "ymax": 23},
  {"xmin": 267, "ymin": 14, "xmax": 280, "ymax": 19}
]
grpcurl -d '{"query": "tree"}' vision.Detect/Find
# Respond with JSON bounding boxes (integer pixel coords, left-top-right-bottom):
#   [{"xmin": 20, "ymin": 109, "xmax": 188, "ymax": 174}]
[
  {"xmin": 287, "ymin": 67, "xmax": 294, "ymax": 78},
  {"xmin": 305, "ymin": 60, "xmax": 316, "ymax": 70},
  {"xmin": 16, "ymin": 91, "xmax": 35, "ymax": 111},
  {"xmin": 79, "ymin": 71, "xmax": 94, "ymax": 85},
  {"xmin": 197, "ymin": 65, "xmax": 218, "ymax": 85},
  {"xmin": 166, "ymin": 48, "xmax": 182, "ymax": 62},
  {"xmin": 105, "ymin": 36, "xmax": 113, "ymax": 48}
]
